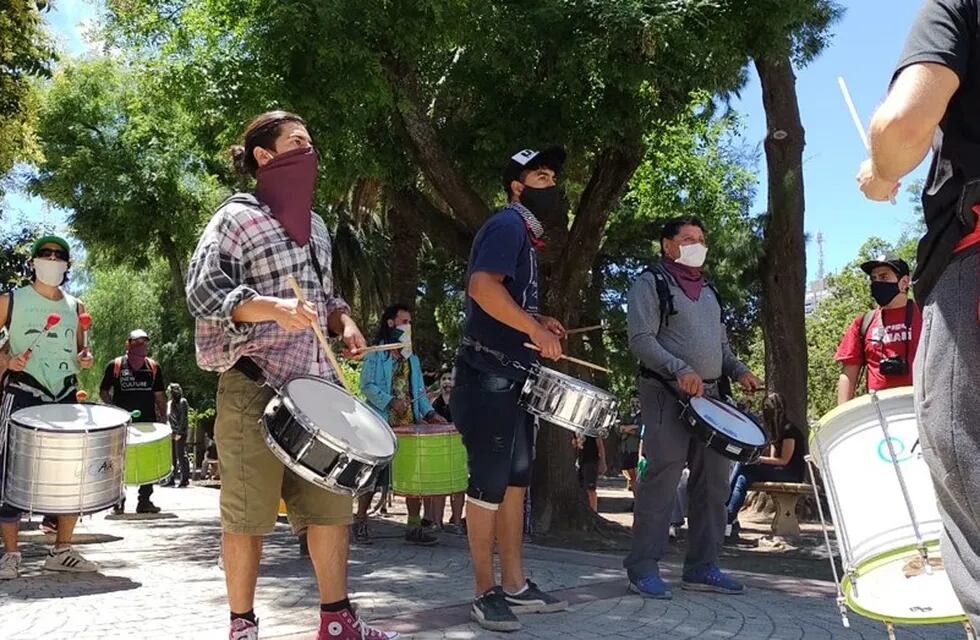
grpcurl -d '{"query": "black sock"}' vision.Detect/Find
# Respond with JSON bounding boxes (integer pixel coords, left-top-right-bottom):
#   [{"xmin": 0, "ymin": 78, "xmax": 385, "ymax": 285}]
[
  {"xmin": 321, "ymin": 598, "xmax": 352, "ymax": 613},
  {"xmin": 230, "ymin": 610, "xmax": 257, "ymax": 624}
]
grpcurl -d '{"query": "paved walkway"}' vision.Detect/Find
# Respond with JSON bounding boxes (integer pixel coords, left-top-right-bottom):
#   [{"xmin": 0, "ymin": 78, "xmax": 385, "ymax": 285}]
[{"xmin": 0, "ymin": 485, "xmax": 971, "ymax": 640}]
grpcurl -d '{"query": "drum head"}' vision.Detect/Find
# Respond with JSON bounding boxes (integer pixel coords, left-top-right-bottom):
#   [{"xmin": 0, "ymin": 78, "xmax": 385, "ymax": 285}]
[
  {"xmin": 127, "ymin": 422, "xmax": 171, "ymax": 444},
  {"xmin": 282, "ymin": 377, "xmax": 396, "ymax": 459},
  {"xmin": 10, "ymin": 403, "xmax": 132, "ymax": 433},
  {"xmin": 687, "ymin": 397, "xmax": 766, "ymax": 446},
  {"xmin": 844, "ymin": 545, "xmax": 966, "ymax": 625}
]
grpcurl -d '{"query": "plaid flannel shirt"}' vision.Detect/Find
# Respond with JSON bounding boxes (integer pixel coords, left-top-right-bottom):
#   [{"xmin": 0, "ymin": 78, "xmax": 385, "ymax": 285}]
[{"xmin": 186, "ymin": 194, "xmax": 350, "ymax": 389}]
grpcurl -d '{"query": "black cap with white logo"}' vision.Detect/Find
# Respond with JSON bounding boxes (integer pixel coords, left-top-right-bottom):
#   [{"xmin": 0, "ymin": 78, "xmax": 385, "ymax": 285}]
[
  {"xmin": 860, "ymin": 253, "xmax": 910, "ymax": 278},
  {"xmin": 502, "ymin": 146, "xmax": 566, "ymax": 192}
]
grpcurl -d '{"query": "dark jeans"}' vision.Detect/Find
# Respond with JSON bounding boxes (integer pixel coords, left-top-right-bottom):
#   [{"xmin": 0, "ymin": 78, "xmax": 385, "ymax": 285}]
[
  {"xmin": 450, "ymin": 358, "xmax": 533, "ymax": 505},
  {"xmin": 172, "ymin": 437, "xmax": 190, "ymax": 484},
  {"xmin": 726, "ymin": 462, "xmax": 800, "ymax": 523}
]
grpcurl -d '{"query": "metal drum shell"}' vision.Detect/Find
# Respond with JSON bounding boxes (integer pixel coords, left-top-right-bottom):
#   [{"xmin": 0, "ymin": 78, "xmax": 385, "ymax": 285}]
[
  {"xmin": 519, "ymin": 366, "xmax": 617, "ymax": 438},
  {"xmin": 260, "ymin": 379, "xmax": 397, "ymax": 498},
  {"xmin": 4, "ymin": 415, "xmax": 126, "ymax": 515}
]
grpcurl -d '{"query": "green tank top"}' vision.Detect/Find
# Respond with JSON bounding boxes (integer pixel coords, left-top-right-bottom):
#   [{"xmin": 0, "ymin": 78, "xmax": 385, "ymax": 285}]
[{"xmin": 8, "ymin": 285, "xmax": 80, "ymax": 395}]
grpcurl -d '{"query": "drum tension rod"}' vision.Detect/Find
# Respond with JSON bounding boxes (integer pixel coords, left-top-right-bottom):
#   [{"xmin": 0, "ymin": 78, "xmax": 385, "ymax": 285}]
[
  {"xmin": 805, "ymin": 455, "xmax": 850, "ymax": 628},
  {"xmin": 966, "ymin": 621, "xmax": 977, "ymax": 640},
  {"xmin": 886, "ymin": 621, "xmax": 896, "ymax": 640}
]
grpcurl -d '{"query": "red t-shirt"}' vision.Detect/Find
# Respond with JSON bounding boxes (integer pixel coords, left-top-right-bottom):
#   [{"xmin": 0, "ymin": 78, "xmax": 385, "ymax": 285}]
[{"xmin": 834, "ymin": 303, "xmax": 922, "ymax": 391}]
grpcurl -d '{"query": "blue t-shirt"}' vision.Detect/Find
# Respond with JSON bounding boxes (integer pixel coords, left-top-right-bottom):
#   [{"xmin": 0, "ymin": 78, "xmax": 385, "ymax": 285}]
[{"xmin": 461, "ymin": 206, "xmax": 539, "ymax": 378}]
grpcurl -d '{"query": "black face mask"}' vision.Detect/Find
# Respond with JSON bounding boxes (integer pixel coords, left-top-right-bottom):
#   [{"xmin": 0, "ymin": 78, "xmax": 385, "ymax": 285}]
[
  {"xmin": 519, "ymin": 184, "xmax": 560, "ymax": 220},
  {"xmin": 871, "ymin": 281, "xmax": 901, "ymax": 307}
]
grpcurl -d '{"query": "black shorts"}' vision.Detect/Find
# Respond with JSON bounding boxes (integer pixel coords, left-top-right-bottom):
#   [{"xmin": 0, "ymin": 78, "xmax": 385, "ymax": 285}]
[
  {"xmin": 621, "ymin": 451, "xmax": 639, "ymax": 471},
  {"xmin": 578, "ymin": 461, "xmax": 599, "ymax": 490},
  {"xmin": 450, "ymin": 358, "xmax": 533, "ymax": 505}
]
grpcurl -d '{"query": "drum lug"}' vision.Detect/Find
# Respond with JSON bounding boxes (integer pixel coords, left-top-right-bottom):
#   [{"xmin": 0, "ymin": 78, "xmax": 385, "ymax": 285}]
[
  {"xmin": 885, "ymin": 621, "xmax": 896, "ymax": 640},
  {"xmin": 837, "ymin": 596, "xmax": 850, "ymax": 629}
]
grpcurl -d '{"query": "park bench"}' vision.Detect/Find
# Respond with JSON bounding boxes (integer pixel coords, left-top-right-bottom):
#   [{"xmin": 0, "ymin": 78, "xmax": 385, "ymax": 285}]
[{"xmin": 748, "ymin": 481, "xmax": 814, "ymax": 536}]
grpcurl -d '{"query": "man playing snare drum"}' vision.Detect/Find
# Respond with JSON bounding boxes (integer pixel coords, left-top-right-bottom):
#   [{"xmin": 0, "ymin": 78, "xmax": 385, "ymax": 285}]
[
  {"xmin": 186, "ymin": 111, "xmax": 391, "ymax": 640},
  {"xmin": 0, "ymin": 235, "xmax": 98, "ymax": 579},
  {"xmin": 858, "ymin": 0, "xmax": 980, "ymax": 629},
  {"xmin": 450, "ymin": 147, "xmax": 569, "ymax": 633},
  {"xmin": 623, "ymin": 216, "xmax": 762, "ymax": 599}
]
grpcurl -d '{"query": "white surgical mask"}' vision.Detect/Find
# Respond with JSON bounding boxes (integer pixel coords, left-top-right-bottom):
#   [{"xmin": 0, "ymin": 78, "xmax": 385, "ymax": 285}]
[
  {"xmin": 675, "ymin": 243, "xmax": 708, "ymax": 268},
  {"xmin": 34, "ymin": 259, "xmax": 68, "ymax": 286},
  {"xmin": 395, "ymin": 323, "xmax": 412, "ymax": 357}
]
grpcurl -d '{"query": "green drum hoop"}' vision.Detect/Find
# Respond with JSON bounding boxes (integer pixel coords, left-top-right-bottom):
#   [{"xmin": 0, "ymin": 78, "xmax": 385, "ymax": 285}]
[
  {"xmin": 842, "ymin": 541, "xmax": 966, "ymax": 626},
  {"xmin": 391, "ymin": 424, "xmax": 468, "ymax": 497}
]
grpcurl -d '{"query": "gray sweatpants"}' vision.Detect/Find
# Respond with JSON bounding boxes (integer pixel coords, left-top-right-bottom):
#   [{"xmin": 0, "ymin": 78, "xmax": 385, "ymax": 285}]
[
  {"xmin": 624, "ymin": 378, "xmax": 730, "ymax": 578},
  {"xmin": 915, "ymin": 247, "xmax": 980, "ymax": 631}
]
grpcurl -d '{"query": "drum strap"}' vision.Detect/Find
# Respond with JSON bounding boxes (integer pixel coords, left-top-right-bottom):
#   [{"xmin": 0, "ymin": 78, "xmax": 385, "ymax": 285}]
[{"xmin": 460, "ymin": 336, "xmax": 529, "ymax": 373}]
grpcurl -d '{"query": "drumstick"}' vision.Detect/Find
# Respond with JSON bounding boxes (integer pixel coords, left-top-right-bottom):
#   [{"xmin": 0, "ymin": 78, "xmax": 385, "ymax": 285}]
[
  {"xmin": 838, "ymin": 76, "xmax": 897, "ymax": 205},
  {"xmin": 355, "ymin": 343, "xmax": 404, "ymax": 355},
  {"xmin": 563, "ymin": 324, "xmax": 603, "ymax": 336},
  {"xmin": 79, "ymin": 313, "xmax": 92, "ymax": 357},
  {"xmin": 23, "ymin": 313, "xmax": 61, "ymax": 355},
  {"xmin": 522, "ymin": 343, "xmax": 612, "ymax": 374},
  {"xmin": 286, "ymin": 276, "xmax": 353, "ymax": 393}
]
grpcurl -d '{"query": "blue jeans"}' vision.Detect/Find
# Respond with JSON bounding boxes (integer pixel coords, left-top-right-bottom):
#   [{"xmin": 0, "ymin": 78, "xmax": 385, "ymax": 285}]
[{"xmin": 726, "ymin": 463, "xmax": 800, "ymax": 523}]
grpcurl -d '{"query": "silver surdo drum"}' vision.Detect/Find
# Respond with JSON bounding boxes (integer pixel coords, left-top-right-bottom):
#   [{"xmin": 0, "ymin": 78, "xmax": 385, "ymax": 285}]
[
  {"xmin": 262, "ymin": 376, "xmax": 397, "ymax": 497},
  {"xmin": 520, "ymin": 365, "xmax": 617, "ymax": 438},
  {"xmin": 3, "ymin": 403, "xmax": 130, "ymax": 514}
]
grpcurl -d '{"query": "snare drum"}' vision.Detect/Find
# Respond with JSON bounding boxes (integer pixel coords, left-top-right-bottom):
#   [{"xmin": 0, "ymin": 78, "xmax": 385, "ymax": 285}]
[
  {"xmin": 519, "ymin": 365, "xmax": 617, "ymax": 438},
  {"xmin": 680, "ymin": 395, "xmax": 767, "ymax": 463},
  {"xmin": 391, "ymin": 424, "xmax": 468, "ymax": 497},
  {"xmin": 810, "ymin": 388, "xmax": 967, "ymax": 627},
  {"xmin": 262, "ymin": 376, "xmax": 397, "ymax": 497},
  {"xmin": 125, "ymin": 422, "xmax": 173, "ymax": 485},
  {"xmin": 2, "ymin": 403, "xmax": 129, "ymax": 514}
]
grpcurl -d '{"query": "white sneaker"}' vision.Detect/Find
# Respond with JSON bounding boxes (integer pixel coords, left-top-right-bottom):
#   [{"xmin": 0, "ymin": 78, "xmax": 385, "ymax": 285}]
[
  {"xmin": 44, "ymin": 547, "xmax": 98, "ymax": 573},
  {"xmin": 0, "ymin": 552, "xmax": 22, "ymax": 579},
  {"xmin": 668, "ymin": 525, "xmax": 678, "ymax": 541}
]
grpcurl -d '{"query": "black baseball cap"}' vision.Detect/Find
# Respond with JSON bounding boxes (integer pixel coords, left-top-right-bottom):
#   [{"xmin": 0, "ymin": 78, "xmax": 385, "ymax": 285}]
[
  {"xmin": 502, "ymin": 146, "xmax": 566, "ymax": 192},
  {"xmin": 860, "ymin": 253, "xmax": 910, "ymax": 278}
]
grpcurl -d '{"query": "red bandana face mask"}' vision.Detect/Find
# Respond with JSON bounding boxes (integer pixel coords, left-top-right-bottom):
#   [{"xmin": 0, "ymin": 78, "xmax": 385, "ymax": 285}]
[{"xmin": 255, "ymin": 146, "xmax": 318, "ymax": 246}]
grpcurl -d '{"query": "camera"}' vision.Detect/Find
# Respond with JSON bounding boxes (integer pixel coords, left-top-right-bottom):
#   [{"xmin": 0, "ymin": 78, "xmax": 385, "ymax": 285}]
[{"xmin": 879, "ymin": 356, "xmax": 909, "ymax": 377}]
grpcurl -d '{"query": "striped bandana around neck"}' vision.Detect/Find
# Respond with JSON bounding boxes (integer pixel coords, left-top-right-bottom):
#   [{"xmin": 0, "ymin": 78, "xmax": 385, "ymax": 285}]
[{"xmin": 509, "ymin": 202, "xmax": 545, "ymax": 247}]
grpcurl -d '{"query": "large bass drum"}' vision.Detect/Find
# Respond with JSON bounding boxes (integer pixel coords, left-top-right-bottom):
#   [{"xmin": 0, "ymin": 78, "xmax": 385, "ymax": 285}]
[
  {"xmin": 3, "ymin": 403, "xmax": 130, "ymax": 514},
  {"xmin": 262, "ymin": 376, "xmax": 397, "ymax": 497}
]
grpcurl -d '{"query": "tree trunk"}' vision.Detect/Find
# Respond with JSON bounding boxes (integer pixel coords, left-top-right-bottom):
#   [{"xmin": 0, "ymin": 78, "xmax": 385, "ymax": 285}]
[
  {"xmin": 385, "ymin": 188, "xmax": 424, "ymax": 306},
  {"xmin": 158, "ymin": 232, "xmax": 186, "ymax": 303},
  {"xmin": 755, "ymin": 54, "xmax": 808, "ymax": 431},
  {"xmin": 531, "ymin": 145, "xmax": 643, "ymax": 534}
]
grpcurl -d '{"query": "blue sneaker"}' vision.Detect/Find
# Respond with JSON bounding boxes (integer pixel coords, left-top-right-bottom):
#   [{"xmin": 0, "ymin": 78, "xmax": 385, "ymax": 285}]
[
  {"xmin": 681, "ymin": 564, "xmax": 744, "ymax": 594},
  {"xmin": 628, "ymin": 570, "xmax": 672, "ymax": 599}
]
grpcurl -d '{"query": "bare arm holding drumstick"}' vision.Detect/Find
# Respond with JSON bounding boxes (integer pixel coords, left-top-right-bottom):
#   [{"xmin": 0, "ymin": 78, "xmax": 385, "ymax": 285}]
[{"xmin": 468, "ymin": 271, "xmax": 564, "ymax": 360}]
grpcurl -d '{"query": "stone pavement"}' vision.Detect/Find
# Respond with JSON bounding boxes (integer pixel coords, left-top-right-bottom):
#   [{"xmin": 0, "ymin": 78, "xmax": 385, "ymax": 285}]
[{"xmin": 0, "ymin": 484, "xmax": 971, "ymax": 640}]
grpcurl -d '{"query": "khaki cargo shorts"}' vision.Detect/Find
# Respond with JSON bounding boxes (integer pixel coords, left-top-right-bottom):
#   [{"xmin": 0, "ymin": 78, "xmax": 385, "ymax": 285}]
[{"xmin": 215, "ymin": 369, "xmax": 352, "ymax": 535}]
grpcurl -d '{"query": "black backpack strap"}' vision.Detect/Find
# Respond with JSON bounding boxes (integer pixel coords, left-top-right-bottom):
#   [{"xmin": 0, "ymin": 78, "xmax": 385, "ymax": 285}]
[
  {"xmin": 3, "ymin": 288, "xmax": 13, "ymax": 330},
  {"xmin": 641, "ymin": 267, "xmax": 675, "ymax": 330}
]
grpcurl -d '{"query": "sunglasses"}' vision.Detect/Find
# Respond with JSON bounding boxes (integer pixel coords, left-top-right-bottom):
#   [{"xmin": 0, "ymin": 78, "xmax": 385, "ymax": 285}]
[{"xmin": 35, "ymin": 248, "xmax": 69, "ymax": 261}]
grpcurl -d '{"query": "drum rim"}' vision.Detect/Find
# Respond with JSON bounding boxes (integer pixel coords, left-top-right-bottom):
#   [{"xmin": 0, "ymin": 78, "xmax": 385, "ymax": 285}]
[
  {"xmin": 392, "ymin": 424, "xmax": 460, "ymax": 436},
  {"xmin": 683, "ymin": 397, "xmax": 768, "ymax": 448},
  {"xmin": 842, "ymin": 540, "xmax": 966, "ymax": 625},
  {"xmin": 528, "ymin": 364, "xmax": 616, "ymax": 400},
  {"xmin": 279, "ymin": 376, "xmax": 397, "ymax": 463},
  {"xmin": 10, "ymin": 403, "xmax": 132, "ymax": 433},
  {"xmin": 809, "ymin": 386, "xmax": 915, "ymax": 466},
  {"xmin": 127, "ymin": 421, "xmax": 173, "ymax": 443}
]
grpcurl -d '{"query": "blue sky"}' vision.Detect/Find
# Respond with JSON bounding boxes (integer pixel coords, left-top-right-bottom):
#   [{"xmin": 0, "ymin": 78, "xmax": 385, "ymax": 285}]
[{"xmin": 4, "ymin": 0, "xmax": 928, "ymax": 281}]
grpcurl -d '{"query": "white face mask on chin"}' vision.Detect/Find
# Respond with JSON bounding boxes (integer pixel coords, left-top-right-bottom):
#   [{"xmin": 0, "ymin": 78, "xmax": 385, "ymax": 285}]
[
  {"xmin": 396, "ymin": 323, "xmax": 412, "ymax": 357},
  {"xmin": 34, "ymin": 260, "xmax": 68, "ymax": 286},
  {"xmin": 675, "ymin": 243, "xmax": 708, "ymax": 268}
]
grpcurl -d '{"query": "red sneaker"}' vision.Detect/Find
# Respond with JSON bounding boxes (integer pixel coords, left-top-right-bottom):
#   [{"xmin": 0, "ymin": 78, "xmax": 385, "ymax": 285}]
[{"xmin": 317, "ymin": 609, "xmax": 397, "ymax": 640}]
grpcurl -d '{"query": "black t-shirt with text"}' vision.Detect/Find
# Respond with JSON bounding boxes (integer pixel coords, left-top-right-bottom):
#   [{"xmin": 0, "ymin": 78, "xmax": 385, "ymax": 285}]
[
  {"xmin": 100, "ymin": 359, "xmax": 165, "ymax": 422},
  {"xmin": 896, "ymin": 0, "xmax": 980, "ymax": 298}
]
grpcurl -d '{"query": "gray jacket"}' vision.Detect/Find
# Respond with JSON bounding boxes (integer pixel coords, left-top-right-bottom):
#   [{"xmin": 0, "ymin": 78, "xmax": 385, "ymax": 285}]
[{"xmin": 627, "ymin": 265, "xmax": 750, "ymax": 382}]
